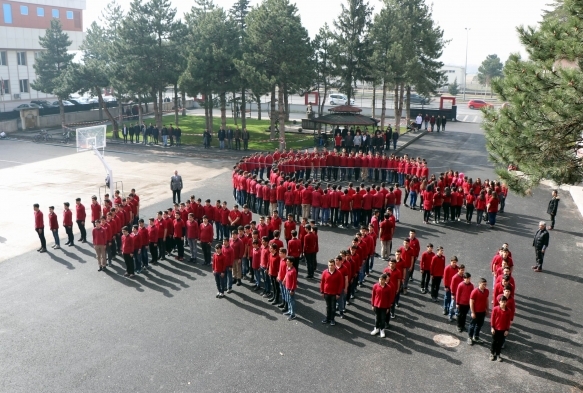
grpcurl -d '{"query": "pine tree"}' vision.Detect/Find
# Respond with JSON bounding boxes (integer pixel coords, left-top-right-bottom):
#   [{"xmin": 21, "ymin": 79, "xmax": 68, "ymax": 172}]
[
  {"xmin": 230, "ymin": 0, "xmax": 250, "ymax": 129},
  {"xmin": 332, "ymin": 0, "xmax": 373, "ymax": 104},
  {"xmin": 31, "ymin": 19, "xmax": 74, "ymax": 129},
  {"xmin": 448, "ymin": 78, "xmax": 459, "ymax": 96},
  {"xmin": 483, "ymin": 0, "xmax": 583, "ymax": 194},
  {"xmin": 313, "ymin": 23, "xmax": 336, "ymax": 116},
  {"xmin": 478, "ymin": 54, "xmax": 503, "ymax": 96}
]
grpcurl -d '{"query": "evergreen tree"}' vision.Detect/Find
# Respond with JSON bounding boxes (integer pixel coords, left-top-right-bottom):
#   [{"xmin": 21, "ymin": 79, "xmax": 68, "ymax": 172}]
[
  {"xmin": 478, "ymin": 54, "xmax": 503, "ymax": 95},
  {"xmin": 313, "ymin": 23, "xmax": 336, "ymax": 115},
  {"xmin": 448, "ymin": 78, "xmax": 459, "ymax": 95},
  {"xmin": 483, "ymin": 0, "xmax": 583, "ymax": 194},
  {"xmin": 31, "ymin": 19, "xmax": 74, "ymax": 129},
  {"xmin": 332, "ymin": 0, "xmax": 373, "ymax": 104},
  {"xmin": 230, "ymin": 0, "xmax": 250, "ymax": 129}
]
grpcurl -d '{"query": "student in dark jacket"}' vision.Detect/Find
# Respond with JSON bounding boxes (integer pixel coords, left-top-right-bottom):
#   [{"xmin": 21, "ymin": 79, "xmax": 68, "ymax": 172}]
[
  {"xmin": 441, "ymin": 115, "xmax": 447, "ymax": 131},
  {"xmin": 546, "ymin": 190, "xmax": 560, "ymax": 230}
]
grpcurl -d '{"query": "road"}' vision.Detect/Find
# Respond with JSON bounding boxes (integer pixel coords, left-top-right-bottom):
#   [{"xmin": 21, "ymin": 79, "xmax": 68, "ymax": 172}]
[{"xmin": 1, "ymin": 122, "xmax": 582, "ymax": 392}]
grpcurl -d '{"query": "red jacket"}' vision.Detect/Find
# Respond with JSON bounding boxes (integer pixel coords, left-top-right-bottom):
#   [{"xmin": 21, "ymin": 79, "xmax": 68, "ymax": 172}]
[
  {"xmin": 303, "ymin": 232, "xmax": 317, "ymax": 254},
  {"xmin": 199, "ymin": 223, "xmax": 214, "ymax": 243},
  {"xmin": 34, "ymin": 210, "xmax": 44, "ymax": 229},
  {"xmin": 213, "ymin": 252, "xmax": 226, "ymax": 273},
  {"xmin": 92, "ymin": 227, "xmax": 106, "ymax": 246},
  {"xmin": 90, "ymin": 202, "xmax": 102, "ymax": 222},
  {"xmin": 121, "ymin": 234, "xmax": 134, "ymax": 254},
  {"xmin": 430, "ymin": 254, "xmax": 445, "ymax": 277},
  {"xmin": 470, "ymin": 287, "xmax": 490, "ymax": 313},
  {"xmin": 251, "ymin": 247, "xmax": 262, "ymax": 270},
  {"xmin": 222, "ymin": 245, "xmax": 234, "ymax": 267},
  {"xmin": 48, "ymin": 212, "xmax": 58, "ymax": 230},
  {"xmin": 371, "ymin": 282, "xmax": 395, "ymax": 308},
  {"xmin": 76, "ymin": 204, "xmax": 86, "ymax": 221},
  {"xmin": 288, "ymin": 238, "xmax": 301, "ymax": 257},
  {"xmin": 456, "ymin": 281, "xmax": 474, "ymax": 305},
  {"xmin": 491, "ymin": 306, "xmax": 512, "ymax": 331},
  {"xmin": 420, "ymin": 251, "xmax": 434, "ymax": 271},
  {"xmin": 148, "ymin": 225, "xmax": 159, "ymax": 243},
  {"xmin": 450, "ymin": 273, "xmax": 464, "ymax": 296},
  {"xmin": 320, "ymin": 269, "xmax": 344, "ymax": 295},
  {"xmin": 268, "ymin": 253, "xmax": 281, "ymax": 276},
  {"xmin": 443, "ymin": 264, "xmax": 459, "ymax": 287},
  {"xmin": 284, "ymin": 267, "xmax": 298, "ymax": 291},
  {"xmin": 173, "ymin": 219, "xmax": 185, "ymax": 238},
  {"xmin": 63, "ymin": 209, "xmax": 73, "ymax": 226},
  {"xmin": 186, "ymin": 220, "xmax": 199, "ymax": 239}
]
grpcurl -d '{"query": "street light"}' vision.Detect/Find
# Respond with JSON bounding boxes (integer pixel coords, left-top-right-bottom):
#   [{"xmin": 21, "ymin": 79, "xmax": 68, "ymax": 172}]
[{"xmin": 463, "ymin": 27, "xmax": 471, "ymax": 101}]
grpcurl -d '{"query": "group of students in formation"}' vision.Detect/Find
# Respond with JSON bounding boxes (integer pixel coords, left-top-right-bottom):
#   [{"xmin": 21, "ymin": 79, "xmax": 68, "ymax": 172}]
[{"xmin": 232, "ymin": 148, "xmax": 509, "ymax": 230}]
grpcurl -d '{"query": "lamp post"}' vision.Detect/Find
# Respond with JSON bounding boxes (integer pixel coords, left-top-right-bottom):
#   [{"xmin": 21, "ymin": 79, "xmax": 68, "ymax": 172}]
[{"xmin": 463, "ymin": 27, "xmax": 470, "ymax": 101}]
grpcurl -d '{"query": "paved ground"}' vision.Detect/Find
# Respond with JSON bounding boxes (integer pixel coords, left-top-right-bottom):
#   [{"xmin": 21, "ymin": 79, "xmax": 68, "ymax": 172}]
[{"xmin": 1, "ymin": 123, "xmax": 583, "ymax": 392}]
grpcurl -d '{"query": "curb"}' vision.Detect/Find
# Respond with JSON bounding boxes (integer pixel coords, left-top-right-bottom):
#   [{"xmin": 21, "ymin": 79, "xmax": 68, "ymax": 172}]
[{"xmin": 395, "ymin": 130, "xmax": 428, "ymax": 153}]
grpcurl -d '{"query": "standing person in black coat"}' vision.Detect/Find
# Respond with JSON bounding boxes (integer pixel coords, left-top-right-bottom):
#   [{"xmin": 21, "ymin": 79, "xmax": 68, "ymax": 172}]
[
  {"xmin": 532, "ymin": 221, "xmax": 550, "ymax": 272},
  {"xmin": 441, "ymin": 116, "xmax": 447, "ymax": 131},
  {"xmin": 547, "ymin": 190, "xmax": 560, "ymax": 230},
  {"xmin": 385, "ymin": 126, "xmax": 393, "ymax": 150},
  {"xmin": 129, "ymin": 123, "xmax": 135, "ymax": 143}
]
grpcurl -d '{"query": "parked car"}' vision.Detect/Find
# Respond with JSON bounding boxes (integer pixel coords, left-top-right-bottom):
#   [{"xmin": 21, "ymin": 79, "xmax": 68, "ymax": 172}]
[
  {"xmin": 329, "ymin": 94, "xmax": 355, "ymax": 106},
  {"xmin": 87, "ymin": 97, "xmax": 99, "ymax": 104},
  {"xmin": 468, "ymin": 99, "xmax": 494, "ymax": 110},
  {"xmin": 102, "ymin": 96, "xmax": 117, "ymax": 103},
  {"xmin": 407, "ymin": 93, "xmax": 430, "ymax": 105},
  {"xmin": 53, "ymin": 100, "xmax": 75, "ymax": 106},
  {"xmin": 67, "ymin": 99, "xmax": 86, "ymax": 106},
  {"xmin": 31, "ymin": 100, "xmax": 57, "ymax": 108},
  {"xmin": 13, "ymin": 103, "xmax": 41, "ymax": 111}
]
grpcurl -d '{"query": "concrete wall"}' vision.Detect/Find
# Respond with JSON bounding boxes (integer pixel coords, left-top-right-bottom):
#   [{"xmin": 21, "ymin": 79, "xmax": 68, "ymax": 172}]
[{"xmin": 0, "ymin": 118, "xmax": 18, "ymax": 132}]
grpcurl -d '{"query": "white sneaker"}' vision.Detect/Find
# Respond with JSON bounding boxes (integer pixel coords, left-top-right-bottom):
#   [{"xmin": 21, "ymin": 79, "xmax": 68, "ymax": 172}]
[
  {"xmin": 370, "ymin": 328, "xmax": 379, "ymax": 336},
  {"xmin": 51, "ymin": 245, "xmax": 56, "ymax": 249},
  {"xmin": 54, "ymin": 245, "xmax": 60, "ymax": 249},
  {"xmin": 380, "ymin": 329, "xmax": 386, "ymax": 338}
]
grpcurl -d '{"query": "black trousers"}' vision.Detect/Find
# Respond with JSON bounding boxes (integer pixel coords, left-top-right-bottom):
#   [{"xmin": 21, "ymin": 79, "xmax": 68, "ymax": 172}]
[
  {"xmin": 535, "ymin": 248, "xmax": 545, "ymax": 269},
  {"xmin": 430, "ymin": 276, "xmax": 442, "ymax": 299},
  {"xmin": 201, "ymin": 242, "xmax": 212, "ymax": 264},
  {"xmin": 468, "ymin": 311, "xmax": 486, "ymax": 339},
  {"xmin": 374, "ymin": 307, "xmax": 388, "ymax": 329},
  {"xmin": 306, "ymin": 253, "xmax": 317, "ymax": 277},
  {"xmin": 491, "ymin": 330, "xmax": 506, "ymax": 356},
  {"xmin": 158, "ymin": 239, "xmax": 165, "ymax": 260},
  {"xmin": 433, "ymin": 206, "xmax": 441, "ymax": 221},
  {"xmin": 270, "ymin": 275, "xmax": 280, "ymax": 301},
  {"xmin": 172, "ymin": 190, "xmax": 181, "ymax": 204},
  {"xmin": 123, "ymin": 253, "xmax": 134, "ymax": 274},
  {"xmin": 65, "ymin": 225, "xmax": 74, "ymax": 244},
  {"xmin": 421, "ymin": 270, "xmax": 431, "ymax": 290},
  {"xmin": 457, "ymin": 304, "xmax": 470, "ymax": 329},
  {"xmin": 76, "ymin": 220, "xmax": 86, "ymax": 241},
  {"xmin": 36, "ymin": 228, "xmax": 46, "ymax": 249},
  {"xmin": 423, "ymin": 209, "xmax": 431, "ymax": 222},
  {"xmin": 466, "ymin": 204, "xmax": 474, "ymax": 222},
  {"xmin": 549, "ymin": 214, "xmax": 556, "ymax": 229},
  {"xmin": 166, "ymin": 236, "xmax": 174, "ymax": 253},
  {"xmin": 324, "ymin": 294, "xmax": 337, "ymax": 322},
  {"xmin": 149, "ymin": 242, "xmax": 158, "ymax": 264},
  {"xmin": 443, "ymin": 203, "xmax": 451, "ymax": 221},
  {"xmin": 175, "ymin": 237, "xmax": 184, "ymax": 258}
]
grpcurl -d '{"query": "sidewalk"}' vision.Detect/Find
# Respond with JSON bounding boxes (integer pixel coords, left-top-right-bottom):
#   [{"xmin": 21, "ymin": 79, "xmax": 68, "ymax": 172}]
[{"xmin": 540, "ymin": 179, "xmax": 583, "ymax": 221}]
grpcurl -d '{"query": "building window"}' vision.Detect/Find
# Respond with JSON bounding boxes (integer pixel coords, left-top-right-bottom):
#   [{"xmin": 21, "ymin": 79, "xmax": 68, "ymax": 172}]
[
  {"xmin": 0, "ymin": 51, "xmax": 6, "ymax": 66},
  {"xmin": 66, "ymin": 10, "xmax": 73, "ymax": 19},
  {"xmin": 1, "ymin": 79, "xmax": 9, "ymax": 95},
  {"xmin": 17, "ymin": 52, "xmax": 26, "ymax": 66},
  {"xmin": 52, "ymin": 9, "xmax": 59, "ymax": 18},
  {"xmin": 3, "ymin": 3, "xmax": 12, "ymax": 23},
  {"xmin": 34, "ymin": 51, "xmax": 41, "ymax": 60},
  {"xmin": 37, "ymin": 7, "xmax": 44, "ymax": 17},
  {"xmin": 73, "ymin": 11, "xmax": 81, "ymax": 28},
  {"xmin": 19, "ymin": 79, "xmax": 29, "ymax": 93},
  {"xmin": 20, "ymin": 5, "xmax": 28, "ymax": 15}
]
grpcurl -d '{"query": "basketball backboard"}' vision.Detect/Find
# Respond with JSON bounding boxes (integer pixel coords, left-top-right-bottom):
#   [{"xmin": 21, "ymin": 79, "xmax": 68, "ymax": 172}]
[{"xmin": 76, "ymin": 125, "xmax": 107, "ymax": 152}]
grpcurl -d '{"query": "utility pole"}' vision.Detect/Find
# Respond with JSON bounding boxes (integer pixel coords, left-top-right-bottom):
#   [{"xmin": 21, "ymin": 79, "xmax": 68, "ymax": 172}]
[{"xmin": 463, "ymin": 27, "xmax": 471, "ymax": 101}]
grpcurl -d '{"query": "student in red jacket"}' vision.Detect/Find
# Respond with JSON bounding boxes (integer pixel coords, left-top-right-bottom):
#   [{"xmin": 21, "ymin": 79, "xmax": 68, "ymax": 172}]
[
  {"xmin": 75, "ymin": 198, "xmax": 87, "ymax": 243},
  {"xmin": 420, "ymin": 243, "xmax": 435, "ymax": 294},
  {"xmin": 490, "ymin": 295, "xmax": 512, "ymax": 361},
  {"xmin": 430, "ymin": 246, "xmax": 445, "ymax": 301},
  {"xmin": 443, "ymin": 256, "xmax": 459, "ymax": 316},
  {"xmin": 468, "ymin": 278, "xmax": 489, "ymax": 345},
  {"xmin": 121, "ymin": 226, "xmax": 135, "ymax": 278},
  {"xmin": 186, "ymin": 213, "xmax": 199, "ymax": 263},
  {"xmin": 455, "ymin": 272, "xmax": 474, "ymax": 332},
  {"xmin": 173, "ymin": 212, "xmax": 185, "ymax": 261},
  {"xmin": 370, "ymin": 273, "xmax": 395, "ymax": 338},
  {"xmin": 213, "ymin": 244, "xmax": 226, "ymax": 298},
  {"xmin": 320, "ymin": 259, "xmax": 344, "ymax": 326},
  {"xmin": 199, "ymin": 215, "xmax": 214, "ymax": 265},
  {"xmin": 48, "ymin": 206, "xmax": 60, "ymax": 250},
  {"xmin": 63, "ymin": 202, "xmax": 74, "ymax": 247},
  {"xmin": 90, "ymin": 196, "xmax": 102, "ymax": 227},
  {"xmin": 449, "ymin": 264, "xmax": 465, "ymax": 321},
  {"xmin": 282, "ymin": 257, "xmax": 298, "ymax": 320},
  {"xmin": 148, "ymin": 218, "xmax": 159, "ymax": 265},
  {"xmin": 303, "ymin": 225, "xmax": 318, "ymax": 279}
]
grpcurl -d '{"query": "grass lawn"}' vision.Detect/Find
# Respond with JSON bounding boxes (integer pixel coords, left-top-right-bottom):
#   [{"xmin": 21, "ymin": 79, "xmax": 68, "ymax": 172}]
[{"xmin": 106, "ymin": 114, "xmax": 316, "ymax": 151}]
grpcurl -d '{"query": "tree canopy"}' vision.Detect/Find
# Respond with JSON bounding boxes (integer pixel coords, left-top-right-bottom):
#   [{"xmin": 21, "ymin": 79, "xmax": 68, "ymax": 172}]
[{"xmin": 483, "ymin": 0, "xmax": 583, "ymax": 195}]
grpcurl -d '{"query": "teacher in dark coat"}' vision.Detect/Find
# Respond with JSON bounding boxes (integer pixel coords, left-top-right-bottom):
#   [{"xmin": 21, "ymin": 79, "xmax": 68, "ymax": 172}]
[
  {"xmin": 532, "ymin": 221, "xmax": 550, "ymax": 272},
  {"xmin": 171, "ymin": 170, "xmax": 183, "ymax": 204}
]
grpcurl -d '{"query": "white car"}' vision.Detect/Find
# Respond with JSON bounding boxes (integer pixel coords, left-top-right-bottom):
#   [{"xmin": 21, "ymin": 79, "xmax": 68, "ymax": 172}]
[
  {"xmin": 53, "ymin": 100, "xmax": 75, "ymax": 106},
  {"xmin": 87, "ymin": 98, "xmax": 99, "ymax": 104},
  {"xmin": 329, "ymin": 94, "xmax": 355, "ymax": 106},
  {"xmin": 13, "ymin": 103, "xmax": 41, "ymax": 111}
]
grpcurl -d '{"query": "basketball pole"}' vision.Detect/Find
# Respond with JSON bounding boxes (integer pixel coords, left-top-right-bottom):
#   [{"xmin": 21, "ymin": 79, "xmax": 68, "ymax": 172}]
[{"xmin": 92, "ymin": 146, "xmax": 113, "ymax": 197}]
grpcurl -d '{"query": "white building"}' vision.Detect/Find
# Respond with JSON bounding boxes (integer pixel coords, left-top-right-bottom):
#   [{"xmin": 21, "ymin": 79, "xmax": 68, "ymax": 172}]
[
  {"xmin": 441, "ymin": 65, "xmax": 465, "ymax": 88},
  {"xmin": 0, "ymin": 0, "xmax": 85, "ymax": 112}
]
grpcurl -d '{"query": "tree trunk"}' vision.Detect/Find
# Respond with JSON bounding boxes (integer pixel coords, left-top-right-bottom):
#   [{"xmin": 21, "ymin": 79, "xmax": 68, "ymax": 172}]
[
  {"xmin": 394, "ymin": 84, "xmax": 400, "ymax": 134},
  {"xmin": 398, "ymin": 84, "xmax": 405, "ymax": 133},
  {"xmin": 138, "ymin": 97, "xmax": 143, "ymax": 128},
  {"xmin": 208, "ymin": 93, "xmax": 214, "ymax": 132},
  {"xmin": 371, "ymin": 84, "xmax": 376, "ymax": 119},
  {"xmin": 157, "ymin": 89, "xmax": 163, "ymax": 130},
  {"xmin": 270, "ymin": 86, "xmax": 276, "ymax": 139},
  {"xmin": 220, "ymin": 92, "xmax": 227, "ymax": 129},
  {"xmin": 241, "ymin": 87, "xmax": 246, "ymax": 129},
  {"xmin": 181, "ymin": 90, "xmax": 186, "ymax": 116},
  {"xmin": 284, "ymin": 88, "xmax": 289, "ymax": 122},
  {"xmin": 256, "ymin": 94, "xmax": 262, "ymax": 121},
  {"xmin": 204, "ymin": 95, "xmax": 209, "ymax": 131},
  {"xmin": 278, "ymin": 84, "xmax": 285, "ymax": 151},
  {"xmin": 118, "ymin": 97, "xmax": 124, "ymax": 137},
  {"xmin": 405, "ymin": 85, "xmax": 411, "ymax": 123},
  {"xmin": 59, "ymin": 99, "xmax": 65, "ymax": 131},
  {"xmin": 380, "ymin": 80, "xmax": 387, "ymax": 129},
  {"xmin": 174, "ymin": 84, "xmax": 179, "ymax": 126},
  {"xmin": 97, "ymin": 91, "xmax": 118, "ymax": 138}
]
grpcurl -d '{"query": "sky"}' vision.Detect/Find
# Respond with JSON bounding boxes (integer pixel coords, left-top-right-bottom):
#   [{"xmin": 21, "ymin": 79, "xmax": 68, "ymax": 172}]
[{"xmin": 84, "ymin": 0, "xmax": 552, "ymax": 74}]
